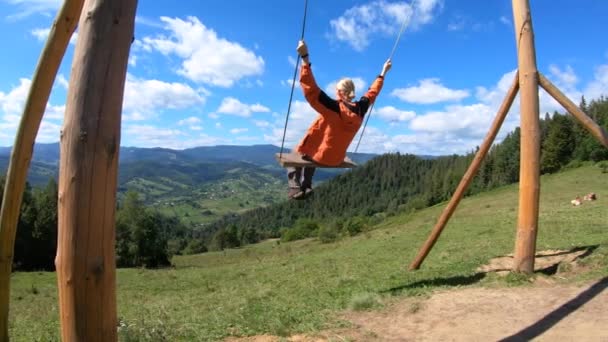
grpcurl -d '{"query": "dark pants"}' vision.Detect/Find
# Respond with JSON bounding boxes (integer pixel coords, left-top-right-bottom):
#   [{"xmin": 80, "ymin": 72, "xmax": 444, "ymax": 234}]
[{"xmin": 287, "ymin": 166, "xmax": 315, "ymax": 190}]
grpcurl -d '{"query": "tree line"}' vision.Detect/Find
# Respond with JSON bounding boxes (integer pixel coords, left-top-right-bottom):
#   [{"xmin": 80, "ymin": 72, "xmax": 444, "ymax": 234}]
[{"xmin": 0, "ymin": 178, "xmax": 195, "ymax": 271}]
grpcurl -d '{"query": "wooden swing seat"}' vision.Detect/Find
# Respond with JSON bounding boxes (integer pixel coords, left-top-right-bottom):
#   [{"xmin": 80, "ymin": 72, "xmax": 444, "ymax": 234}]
[{"xmin": 275, "ymin": 153, "xmax": 357, "ymax": 168}]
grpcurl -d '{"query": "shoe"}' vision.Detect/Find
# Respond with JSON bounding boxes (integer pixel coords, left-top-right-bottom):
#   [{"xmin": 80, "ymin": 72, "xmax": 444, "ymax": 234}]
[
  {"xmin": 288, "ymin": 187, "xmax": 305, "ymax": 200},
  {"xmin": 302, "ymin": 187, "xmax": 314, "ymax": 198}
]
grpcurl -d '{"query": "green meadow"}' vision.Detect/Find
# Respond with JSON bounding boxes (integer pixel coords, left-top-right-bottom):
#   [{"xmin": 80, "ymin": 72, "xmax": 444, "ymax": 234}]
[{"xmin": 9, "ymin": 165, "xmax": 608, "ymax": 341}]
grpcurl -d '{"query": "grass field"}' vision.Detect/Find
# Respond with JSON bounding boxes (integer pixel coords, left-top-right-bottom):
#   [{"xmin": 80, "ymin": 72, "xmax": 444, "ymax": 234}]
[{"xmin": 8, "ymin": 165, "xmax": 608, "ymax": 341}]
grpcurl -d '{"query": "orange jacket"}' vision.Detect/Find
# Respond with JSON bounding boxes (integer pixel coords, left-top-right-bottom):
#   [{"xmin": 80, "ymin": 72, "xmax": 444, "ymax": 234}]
[{"xmin": 296, "ymin": 64, "xmax": 384, "ymax": 166}]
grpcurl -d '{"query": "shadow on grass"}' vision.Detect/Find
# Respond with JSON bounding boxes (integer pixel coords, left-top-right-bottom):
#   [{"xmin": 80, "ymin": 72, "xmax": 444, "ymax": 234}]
[
  {"xmin": 382, "ymin": 272, "xmax": 487, "ymax": 295},
  {"xmin": 499, "ymin": 276, "xmax": 608, "ymax": 342},
  {"xmin": 537, "ymin": 245, "xmax": 598, "ymax": 259}
]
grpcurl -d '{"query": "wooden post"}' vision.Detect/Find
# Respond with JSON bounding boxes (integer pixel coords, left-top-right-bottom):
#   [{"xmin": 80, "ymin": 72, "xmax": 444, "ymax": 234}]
[
  {"xmin": 539, "ymin": 73, "xmax": 608, "ymax": 148},
  {"xmin": 512, "ymin": 0, "xmax": 541, "ymax": 274},
  {"xmin": 409, "ymin": 73, "xmax": 520, "ymax": 270},
  {"xmin": 0, "ymin": 0, "xmax": 83, "ymax": 340},
  {"xmin": 56, "ymin": 0, "xmax": 137, "ymax": 340}
]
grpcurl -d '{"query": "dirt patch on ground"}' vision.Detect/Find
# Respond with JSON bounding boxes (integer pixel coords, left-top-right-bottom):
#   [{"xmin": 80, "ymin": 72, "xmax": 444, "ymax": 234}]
[
  {"xmin": 226, "ymin": 250, "xmax": 607, "ymax": 341},
  {"xmin": 477, "ymin": 248, "xmax": 591, "ymax": 275},
  {"xmin": 339, "ymin": 279, "xmax": 608, "ymax": 341}
]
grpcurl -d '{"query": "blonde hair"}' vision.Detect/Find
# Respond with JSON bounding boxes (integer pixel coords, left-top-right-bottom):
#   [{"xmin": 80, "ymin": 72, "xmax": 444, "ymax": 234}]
[{"xmin": 336, "ymin": 78, "xmax": 355, "ymax": 100}]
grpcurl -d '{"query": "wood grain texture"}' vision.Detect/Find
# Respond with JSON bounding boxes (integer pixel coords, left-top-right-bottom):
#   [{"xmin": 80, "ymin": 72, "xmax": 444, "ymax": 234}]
[{"xmin": 56, "ymin": 0, "xmax": 137, "ymax": 340}]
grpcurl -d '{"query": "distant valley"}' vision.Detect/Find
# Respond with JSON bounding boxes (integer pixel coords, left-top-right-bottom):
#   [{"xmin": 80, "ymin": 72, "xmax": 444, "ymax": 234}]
[{"xmin": 0, "ymin": 143, "xmax": 378, "ymax": 226}]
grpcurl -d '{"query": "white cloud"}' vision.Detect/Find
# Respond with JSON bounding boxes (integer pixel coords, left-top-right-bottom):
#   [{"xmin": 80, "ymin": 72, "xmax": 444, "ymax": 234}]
[
  {"xmin": 392, "ymin": 78, "xmax": 469, "ymax": 104},
  {"xmin": 230, "ymin": 128, "xmax": 248, "ymax": 134},
  {"xmin": 216, "ymin": 97, "xmax": 270, "ymax": 117},
  {"xmin": 583, "ymin": 64, "xmax": 608, "ymax": 100},
  {"xmin": 378, "ymin": 70, "xmax": 518, "ymax": 155},
  {"xmin": 135, "ymin": 16, "xmax": 164, "ymax": 29},
  {"xmin": 281, "ymin": 79, "xmax": 295, "ymax": 87},
  {"xmin": 177, "ymin": 116, "xmax": 203, "ymax": 131},
  {"xmin": 395, "ymin": 62, "xmax": 601, "ymax": 156},
  {"xmin": 31, "ymin": 27, "xmax": 78, "ymax": 44},
  {"xmin": 375, "ymin": 105, "xmax": 416, "ymax": 122},
  {"xmin": 142, "ymin": 16, "xmax": 264, "ymax": 87},
  {"xmin": 128, "ymin": 55, "xmax": 137, "ymax": 67},
  {"xmin": 475, "ymin": 70, "xmax": 517, "ymax": 105},
  {"xmin": 263, "ymin": 100, "xmax": 316, "ymax": 147},
  {"xmin": 0, "ymin": 78, "xmax": 66, "ymax": 145},
  {"xmin": 447, "ymin": 17, "xmax": 465, "ymax": 31},
  {"xmin": 288, "ymin": 55, "xmax": 297, "ymax": 68},
  {"xmin": 44, "ymin": 104, "xmax": 64, "ymax": 120},
  {"xmin": 253, "ymin": 120, "xmax": 270, "ymax": 128},
  {"xmin": 36, "ymin": 120, "xmax": 61, "ymax": 143},
  {"xmin": 413, "ymin": 0, "xmax": 444, "ymax": 27},
  {"xmin": 177, "ymin": 116, "xmax": 201, "ymax": 126},
  {"xmin": 0, "ymin": 78, "xmax": 30, "ymax": 117},
  {"xmin": 410, "ymin": 103, "xmax": 493, "ymax": 136},
  {"xmin": 123, "ymin": 124, "xmax": 186, "ymax": 148},
  {"xmin": 123, "ymin": 74, "xmax": 206, "ymax": 118},
  {"xmin": 348, "ymin": 126, "xmax": 391, "ymax": 154},
  {"xmin": 121, "ymin": 129, "xmax": 231, "ymax": 149},
  {"xmin": 56, "ymin": 74, "xmax": 69, "ymax": 89},
  {"xmin": 123, "ymin": 111, "xmax": 146, "ymax": 121},
  {"xmin": 549, "ymin": 64, "xmax": 578, "ymax": 89},
  {"xmin": 499, "ymin": 16, "xmax": 511, "ymax": 26},
  {"xmin": 3, "ymin": 0, "xmax": 60, "ymax": 19},
  {"xmin": 388, "ymin": 131, "xmax": 481, "ymax": 155},
  {"xmin": 329, "ymin": 0, "xmax": 442, "ymax": 51},
  {"xmin": 330, "ymin": 0, "xmax": 411, "ymax": 51}
]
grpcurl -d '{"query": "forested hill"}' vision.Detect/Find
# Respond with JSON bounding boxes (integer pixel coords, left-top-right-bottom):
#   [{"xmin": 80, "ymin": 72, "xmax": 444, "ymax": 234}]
[{"xmin": 204, "ymin": 96, "xmax": 608, "ymax": 244}]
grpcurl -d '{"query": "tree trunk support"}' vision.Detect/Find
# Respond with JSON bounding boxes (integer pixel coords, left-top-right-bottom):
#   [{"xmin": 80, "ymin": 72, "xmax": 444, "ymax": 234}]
[
  {"xmin": 56, "ymin": 0, "xmax": 137, "ymax": 340},
  {"xmin": 538, "ymin": 73, "xmax": 608, "ymax": 148},
  {"xmin": 512, "ymin": 0, "xmax": 541, "ymax": 274},
  {"xmin": 0, "ymin": 1, "xmax": 83, "ymax": 340}
]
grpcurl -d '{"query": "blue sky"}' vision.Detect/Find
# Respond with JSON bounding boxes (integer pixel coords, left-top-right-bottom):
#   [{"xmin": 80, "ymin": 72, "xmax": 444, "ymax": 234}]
[{"xmin": 0, "ymin": 0, "xmax": 606, "ymax": 155}]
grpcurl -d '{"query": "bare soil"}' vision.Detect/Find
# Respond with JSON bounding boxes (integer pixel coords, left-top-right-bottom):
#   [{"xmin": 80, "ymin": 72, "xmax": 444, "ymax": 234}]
[{"xmin": 226, "ymin": 250, "xmax": 608, "ymax": 341}]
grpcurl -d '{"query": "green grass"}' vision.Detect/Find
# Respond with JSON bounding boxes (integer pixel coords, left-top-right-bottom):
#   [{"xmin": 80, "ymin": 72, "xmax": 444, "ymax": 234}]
[{"xmin": 9, "ymin": 165, "xmax": 608, "ymax": 340}]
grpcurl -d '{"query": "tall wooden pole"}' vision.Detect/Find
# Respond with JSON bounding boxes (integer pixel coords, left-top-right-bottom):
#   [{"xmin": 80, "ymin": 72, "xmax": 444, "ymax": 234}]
[
  {"xmin": 56, "ymin": 0, "xmax": 137, "ymax": 340},
  {"xmin": 512, "ymin": 0, "xmax": 541, "ymax": 274},
  {"xmin": 0, "ymin": 1, "xmax": 83, "ymax": 340},
  {"xmin": 409, "ymin": 73, "xmax": 520, "ymax": 270}
]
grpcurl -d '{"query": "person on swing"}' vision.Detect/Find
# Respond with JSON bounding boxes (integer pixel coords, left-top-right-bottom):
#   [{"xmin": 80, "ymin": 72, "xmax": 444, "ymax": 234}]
[{"xmin": 288, "ymin": 40, "xmax": 392, "ymax": 200}]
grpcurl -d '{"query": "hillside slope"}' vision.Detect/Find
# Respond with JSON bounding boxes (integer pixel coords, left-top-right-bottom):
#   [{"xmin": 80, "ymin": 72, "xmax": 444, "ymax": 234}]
[{"xmin": 8, "ymin": 165, "xmax": 608, "ymax": 340}]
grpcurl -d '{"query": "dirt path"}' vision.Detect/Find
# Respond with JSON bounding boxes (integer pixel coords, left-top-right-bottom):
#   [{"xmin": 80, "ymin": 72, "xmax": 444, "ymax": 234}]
[
  {"xmin": 228, "ymin": 278, "xmax": 608, "ymax": 341},
  {"xmin": 227, "ymin": 250, "xmax": 608, "ymax": 341},
  {"xmin": 339, "ymin": 278, "xmax": 608, "ymax": 341}
]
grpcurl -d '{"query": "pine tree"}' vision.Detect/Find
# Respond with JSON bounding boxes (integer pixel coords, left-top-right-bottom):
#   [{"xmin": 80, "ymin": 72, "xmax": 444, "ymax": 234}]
[{"xmin": 541, "ymin": 113, "xmax": 575, "ymax": 173}]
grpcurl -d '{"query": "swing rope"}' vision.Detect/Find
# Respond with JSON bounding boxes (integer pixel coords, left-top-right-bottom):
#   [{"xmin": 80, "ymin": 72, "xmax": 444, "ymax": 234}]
[
  {"xmin": 353, "ymin": 4, "xmax": 414, "ymax": 154},
  {"xmin": 279, "ymin": 0, "xmax": 309, "ymax": 158}
]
